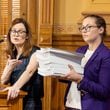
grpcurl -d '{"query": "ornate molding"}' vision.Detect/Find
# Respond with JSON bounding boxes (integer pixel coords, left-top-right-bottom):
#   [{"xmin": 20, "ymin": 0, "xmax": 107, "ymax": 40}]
[
  {"xmin": 53, "ymin": 24, "xmax": 80, "ymax": 35},
  {"xmin": 38, "ymin": 0, "xmax": 54, "ymax": 46},
  {"xmin": 91, "ymin": 0, "xmax": 110, "ymax": 4},
  {"xmin": 38, "ymin": 24, "xmax": 52, "ymax": 45}
]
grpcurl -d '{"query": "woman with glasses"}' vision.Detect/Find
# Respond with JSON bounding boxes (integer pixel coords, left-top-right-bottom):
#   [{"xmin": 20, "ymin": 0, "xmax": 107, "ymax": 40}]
[
  {"xmin": 1, "ymin": 18, "xmax": 44, "ymax": 110},
  {"xmin": 62, "ymin": 15, "xmax": 110, "ymax": 110}
]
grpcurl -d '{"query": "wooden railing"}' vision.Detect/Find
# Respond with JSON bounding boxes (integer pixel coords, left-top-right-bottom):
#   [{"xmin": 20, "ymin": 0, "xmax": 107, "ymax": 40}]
[{"xmin": 0, "ymin": 84, "xmax": 27, "ymax": 110}]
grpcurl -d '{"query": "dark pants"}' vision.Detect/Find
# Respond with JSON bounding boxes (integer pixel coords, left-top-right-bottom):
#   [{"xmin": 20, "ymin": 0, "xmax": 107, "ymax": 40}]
[{"xmin": 23, "ymin": 98, "xmax": 42, "ymax": 110}]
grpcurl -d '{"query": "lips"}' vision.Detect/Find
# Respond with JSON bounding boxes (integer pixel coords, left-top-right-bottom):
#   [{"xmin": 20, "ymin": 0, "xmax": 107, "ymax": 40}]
[
  {"xmin": 83, "ymin": 34, "xmax": 88, "ymax": 37},
  {"xmin": 13, "ymin": 37, "xmax": 19, "ymax": 40}
]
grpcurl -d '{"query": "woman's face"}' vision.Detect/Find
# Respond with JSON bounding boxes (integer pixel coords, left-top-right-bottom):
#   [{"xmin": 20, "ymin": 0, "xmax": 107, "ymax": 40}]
[
  {"xmin": 10, "ymin": 23, "xmax": 27, "ymax": 46},
  {"xmin": 80, "ymin": 17, "xmax": 103, "ymax": 43}
]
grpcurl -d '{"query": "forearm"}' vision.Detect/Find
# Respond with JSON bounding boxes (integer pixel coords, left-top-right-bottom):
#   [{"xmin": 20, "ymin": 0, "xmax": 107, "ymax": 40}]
[
  {"xmin": 13, "ymin": 53, "xmax": 38, "ymax": 90},
  {"xmin": 13, "ymin": 68, "xmax": 36, "ymax": 90},
  {"xmin": 1, "ymin": 64, "xmax": 13, "ymax": 84}
]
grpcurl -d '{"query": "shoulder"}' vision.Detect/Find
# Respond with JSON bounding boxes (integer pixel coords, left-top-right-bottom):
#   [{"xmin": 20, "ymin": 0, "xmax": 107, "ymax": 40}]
[
  {"xmin": 76, "ymin": 45, "xmax": 88, "ymax": 54},
  {"xmin": 99, "ymin": 44, "xmax": 110, "ymax": 58},
  {"xmin": 26, "ymin": 45, "xmax": 40, "ymax": 59},
  {"xmin": 32, "ymin": 45, "xmax": 40, "ymax": 51},
  {"xmin": 31, "ymin": 45, "xmax": 40, "ymax": 54}
]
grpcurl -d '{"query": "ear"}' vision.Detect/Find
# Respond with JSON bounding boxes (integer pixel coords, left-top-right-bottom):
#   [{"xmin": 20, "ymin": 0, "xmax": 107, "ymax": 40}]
[
  {"xmin": 99, "ymin": 27, "xmax": 104, "ymax": 34},
  {"xmin": 26, "ymin": 36, "xmax": 28, "ymax": 39}
]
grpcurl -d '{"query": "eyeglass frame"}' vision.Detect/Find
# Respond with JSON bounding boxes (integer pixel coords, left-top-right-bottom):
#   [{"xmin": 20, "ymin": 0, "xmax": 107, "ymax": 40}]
[
  {"xmin": 10, "ymin": 30, "xmax": 27, "ymax": 36},
  {"xmin": 79, "ymin": 25, "xmax": 100, "ymax": 32}
]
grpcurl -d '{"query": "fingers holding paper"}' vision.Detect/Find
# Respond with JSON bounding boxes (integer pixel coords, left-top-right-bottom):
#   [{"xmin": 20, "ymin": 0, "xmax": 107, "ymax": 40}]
[{"xmin": 62, "ymin": 64, "xmax": 83, "ymax": 83}]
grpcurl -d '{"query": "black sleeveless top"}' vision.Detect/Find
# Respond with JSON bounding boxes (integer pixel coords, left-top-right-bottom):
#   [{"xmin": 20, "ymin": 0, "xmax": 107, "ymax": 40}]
[{"xmin": 10, "ymin": 46, "xmax": 44, "ymax": 99}]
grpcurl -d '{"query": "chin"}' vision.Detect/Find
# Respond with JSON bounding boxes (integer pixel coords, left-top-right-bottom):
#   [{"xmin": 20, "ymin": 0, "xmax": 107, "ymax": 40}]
[
  {"xmin": 83, "ymin": 38, "xmax": 89, "ymax": 42},
  {"xmin": 83, "ymin": 39, "xmax": 92, "ymax": 44}
]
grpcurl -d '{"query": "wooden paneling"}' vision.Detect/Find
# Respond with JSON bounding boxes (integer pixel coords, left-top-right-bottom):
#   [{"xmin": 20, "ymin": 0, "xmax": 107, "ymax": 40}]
[
  {"xmin": 39, "ymin": 25, "xmax": 52, "ymax": 45},
  {"xmin": 51, "ymin": 78, "xmax": 67, "ymax": 110},
  {"xmin": 37, "ymin": 1, "xmax": 54, "ymax": 110},
  {"xmin": 20, "ymin": 0, "xmax": 27, "ymax": 19},
  {"xmin": 53, "ymin": 34, "xmax": 86, "ymax": 51},
  {"xmin": 0, "ymin": 85, "xmax": 27, "ymax": 110},
  {"xmin": 0, "ymin": 39, "xmax": 7, "ymax": 79},
  {"xmin": 38, "ymin": 0, "xmax": 54, "ymax": 47},
  {"xmin": 53, "ymin": 34, "xmax": 110, "ymax": 50},
  {"xmin": 1, "ymin": 1, "xmax": 110, "ymax": 110}
]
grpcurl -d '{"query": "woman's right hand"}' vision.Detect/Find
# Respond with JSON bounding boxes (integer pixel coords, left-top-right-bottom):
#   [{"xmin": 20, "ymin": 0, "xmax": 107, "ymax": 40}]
[
  {"xmin": 0, "ymin": 55, "xmax": 22, "ymax": 84},
  {"xmin": 1, "ymin": 86, "xmax": 20, "ymax": 101},
  {"xmin": 7, "ymin": 55, "xmax": 22, "ymax": 70}
]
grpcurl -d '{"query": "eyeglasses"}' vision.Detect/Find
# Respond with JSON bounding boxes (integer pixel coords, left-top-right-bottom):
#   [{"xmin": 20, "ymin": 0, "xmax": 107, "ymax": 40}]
[
  {"xmin": 11, "ymin": 30, "xmax": 26, "ymax": 36},
  {"xmin": 79, "ymin": 25, "xmax": 98, "ymax": 32}
]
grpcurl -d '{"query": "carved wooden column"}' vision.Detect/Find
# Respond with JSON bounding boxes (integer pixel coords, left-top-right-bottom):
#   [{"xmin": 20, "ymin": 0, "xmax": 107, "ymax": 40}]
[
  {"xmin": 27, "ymin": 0, "xmax": 38, "ymax": 43},
  {"xmin": 38, "ymin": 0, "xmax": 54, "ymax": 47},
  {"xmin": 37, "ymin": 0, "xmax": 54, "ymax": 110}
]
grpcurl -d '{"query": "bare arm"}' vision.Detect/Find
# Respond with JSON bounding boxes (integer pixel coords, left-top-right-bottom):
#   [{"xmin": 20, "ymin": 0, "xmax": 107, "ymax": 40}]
[
  {"xmin": 1, "ymin": 64, "xmax": 13, "ymax": 84},
  {"xmin": 1, "ymin": 57, "xmax": 22, "ymax": 84},
  {"xmin": 12, "ymin": 52, "xmax": 39, "ymax": 89},
  {"xmin": 2, "ymin": 52, "xmax": 39, "ymax": 100}
]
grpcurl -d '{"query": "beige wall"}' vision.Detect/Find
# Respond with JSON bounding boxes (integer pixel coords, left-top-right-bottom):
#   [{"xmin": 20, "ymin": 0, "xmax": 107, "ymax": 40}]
[
  {"xmin": 54, "ymin": 0, "xmax": 83, "ymax": 24},
  {"xmin": 54, "ymin": 0, "xmax": 83, "ymax": 34},
  {"xmin": 82, "ymin": 0, "xmax": 110, "ymax": 12},
  {"xmin": 53, "ymin": 0, "xmax": 110, "ymax": 35}
]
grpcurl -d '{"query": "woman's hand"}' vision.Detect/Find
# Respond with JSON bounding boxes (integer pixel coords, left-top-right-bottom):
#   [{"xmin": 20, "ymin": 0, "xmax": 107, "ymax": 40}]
[
  {"xmin": 7, "ymin": 55, "xmax": 22, "ymax": 70},
  {"xmin": 62, "ymin": 64, "xmax": 83, "ymax": 83},
  {"xmin": 1, "ymin": 55, "xmax": 22, "ymax": 84},
  {"xmin": 2, "ymin": 86, "xmax": 20, "ymax": 101}
]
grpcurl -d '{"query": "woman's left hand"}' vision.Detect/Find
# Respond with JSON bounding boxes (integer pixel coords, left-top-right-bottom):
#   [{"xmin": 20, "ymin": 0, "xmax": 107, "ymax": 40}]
[
  {"xmin": 62, "ymin": 64, "xmax": 83, "ymax": 83},
  {"xmin": 2, "ymin": 86, "xmax": 20, "ymax": 100}
]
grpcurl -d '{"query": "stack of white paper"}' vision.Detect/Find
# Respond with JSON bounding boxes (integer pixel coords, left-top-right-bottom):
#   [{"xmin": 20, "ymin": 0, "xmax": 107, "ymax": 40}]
[
  {"xmin": 36, "ymin": 48, "xmax": 84, "ymax": 76},
  {"xmin": 36, "ymin": 48, "xmax": 83, "ymax": 109}
]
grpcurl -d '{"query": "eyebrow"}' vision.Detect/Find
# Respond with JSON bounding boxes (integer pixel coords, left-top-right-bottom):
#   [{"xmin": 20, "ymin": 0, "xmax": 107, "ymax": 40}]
[
  {"xmin": 82, "ymin": 24, "xmax": 96, "ymax": 26},
  {"xmin": 12, "ymin": 28, "xmax": 26, "ymax": 30}
]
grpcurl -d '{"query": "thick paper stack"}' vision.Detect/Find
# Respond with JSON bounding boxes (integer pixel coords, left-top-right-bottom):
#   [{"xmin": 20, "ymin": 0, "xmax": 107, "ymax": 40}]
[
  {"xmin": 36, "ymin": 48, "xmax": 83, "ymax": 109},
  {"xmin": 36, "ymin": 48, "xmax": 84, "ymax": 76}
]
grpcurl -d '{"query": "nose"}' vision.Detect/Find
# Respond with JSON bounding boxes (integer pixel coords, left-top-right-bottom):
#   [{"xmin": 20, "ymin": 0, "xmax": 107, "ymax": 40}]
[{"xmin": 15, "ymin": 32, "xmax": 19, "ymax": 37}]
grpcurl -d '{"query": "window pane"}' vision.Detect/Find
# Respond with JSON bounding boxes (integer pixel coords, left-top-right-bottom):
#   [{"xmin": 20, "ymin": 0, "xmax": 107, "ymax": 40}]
[
  {"xmin": 12, "ymin": 0, "xmax": 20, "ymax": 20},
  {"xmin": 0, "ymin": 0, "xmax": 8, "ymax": 35}
]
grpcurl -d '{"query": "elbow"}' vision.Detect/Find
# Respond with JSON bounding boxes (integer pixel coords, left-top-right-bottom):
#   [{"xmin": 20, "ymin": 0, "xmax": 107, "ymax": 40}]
[
  {"xmin": 1, "ymin": 79, "xmax": 6, "ymax": 84},
  {"xmin": 1, "ymin": 76, "xmax": 5, "ymax": 84},
  {"xmin": 93, "ymin": 88, "xmax": 110, "ymax": 100},
  {"xmin": 0, "ymin": 76, "xmax": 9, "ymax": 84}
]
